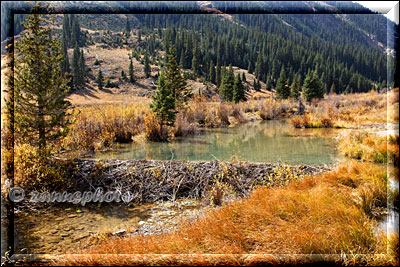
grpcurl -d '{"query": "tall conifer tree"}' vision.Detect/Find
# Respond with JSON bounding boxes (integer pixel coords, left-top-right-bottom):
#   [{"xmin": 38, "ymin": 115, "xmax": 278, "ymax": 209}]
[{"xmin": 14, "ymin": 3, "xmax": 73, "ymax": 157}]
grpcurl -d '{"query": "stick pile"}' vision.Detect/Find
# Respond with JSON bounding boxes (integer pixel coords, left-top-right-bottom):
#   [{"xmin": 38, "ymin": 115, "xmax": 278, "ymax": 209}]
[{"xmin": 65, "ymin": 159, "xmax": 330, "ymax": 203}]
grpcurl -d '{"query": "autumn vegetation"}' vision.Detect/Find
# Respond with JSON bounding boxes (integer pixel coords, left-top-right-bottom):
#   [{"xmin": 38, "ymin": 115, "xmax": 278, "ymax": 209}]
[
  {"xmin": 53, "ymin": 159, "xmax": 397, "ymax": 266},
  {"xmin": 1, "ymin": 3, "xmax": 399, "ymax": 266}
]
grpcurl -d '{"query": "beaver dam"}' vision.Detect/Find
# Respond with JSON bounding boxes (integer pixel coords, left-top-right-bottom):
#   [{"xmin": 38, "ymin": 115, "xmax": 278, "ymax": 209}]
[
  {"xmin": 14, "ymin": 159, "xmax": 330, "ymax": 254},
  {"xmin": 45, "ymin": 158, "xmax": 330, "ymax": 202}
]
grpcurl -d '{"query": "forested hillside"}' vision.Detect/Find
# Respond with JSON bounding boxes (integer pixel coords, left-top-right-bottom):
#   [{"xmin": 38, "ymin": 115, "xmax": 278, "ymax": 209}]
[{"xmin": 2, "ymin": 1, "xmax": 398, "ymax": 95}]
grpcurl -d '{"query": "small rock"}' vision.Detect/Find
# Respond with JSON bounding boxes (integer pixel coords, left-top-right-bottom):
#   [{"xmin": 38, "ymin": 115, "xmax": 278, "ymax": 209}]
[
  {"xmin": 54, "ymin": 218, "xmax": 64, "ymax": 221},
  {"xmin": 67, "ymin": 214, "xmax": 78, "ymax": 218},
  {"xmin": 138, "ymin": 221, "xmax": 145, "ymax": 226},
  {"xmin": 112, "ymin": 229, "xmax": 126, "ymax": 236}
]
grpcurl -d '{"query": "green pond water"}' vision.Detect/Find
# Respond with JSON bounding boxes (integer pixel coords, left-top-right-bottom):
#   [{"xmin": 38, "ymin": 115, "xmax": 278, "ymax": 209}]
[{"xmin": 94, "ymin": 120, "xmax": 340, "ymax": 165}]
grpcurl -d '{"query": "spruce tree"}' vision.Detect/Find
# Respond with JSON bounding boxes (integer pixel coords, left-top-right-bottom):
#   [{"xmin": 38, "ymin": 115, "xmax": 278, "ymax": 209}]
[
  {"xmin": 247, "ymin": 61, "xmax": 253, "ymax": 74},
  {"xmin": 164, "ymin": 47, "xmax": 190, "ymax": 109},
  {"xmin": 144, "ymin": 52, "xmax": 151, "ymax": 78},
  {"xmin": 121, "ymin": 70, "xmax": 127, "ymax": 81},
  {"xmin": 129, "ymin": 57, "xmax": 135, "ymax": 83},
  {"xmin": 242, "ymin": 72, "xmax": 246, "ymax": 83},
  {"xmin": 179, "ymin": 50, "xmax": 186, "ymax": 69},
  {"xmin": 61, "ymin": 31, "xmax": 72, "ymax": 91},
  {"xmin": 290, "ymin": 75, "xmax": 300, "ymax": 99},
  {"xmin": 62, "ymin": 14, "xmax": 71, "ymax": 47},
  {"xmin": 191, "ymin": 45, "xmax": 200, "ymax": 76},
  {"xmin": 209, "ymin": 62, "xmax": 216, "ymax": 84},
  {"xmin": 233, "ymin": 73, "xmax": 246, "ymax": 103},
  {"xmin": 216, "ymin": 62, "xmax": 222, "ymax": 87},
  {"xmin": 302, "ymin": 71, "xmax": 324, "ymax": 102},
  {"xmin": 265, "ymin": 77, "xmax": 272, "ymax": 91},
  {"xmin": 79, "ymin": 49, "xmax": 86, "ymax": 80},
  {"xmin": 150, "ymin": 71, "xmax": 176, "ymax": 127},
  {"xmin": 70, "ymin": 14, "xmax": 81, "ymax": 47},
  {"xmin": 72, "ymin": 43, "xmax": 82, "ymax": 89},
  {"xmin": 96, "ymin": 69, "xmax": 104, "ymax": 90},
  {"xmin": 14, "ymin": 3, "xmax": 73, "ymax": 157},
  {"xmin": 219, "ymin": 64, "xmax": 235, "ymax": 101},
  {"xmin": 276, "ymin": 67, "xmax": 290, "ymax": 99},
  {"xmin": 253, "ymin": 79, "xmax": 258, "ymax": 91},
  {"xmin": 255, "ymin": 54, "xmax": 262, "ymax": 79}
]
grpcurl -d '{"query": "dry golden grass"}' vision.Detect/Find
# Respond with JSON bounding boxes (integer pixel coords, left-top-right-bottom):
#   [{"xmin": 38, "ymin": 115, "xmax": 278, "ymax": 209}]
[
  {"xmin": 55, "ymin": 161, "xmax": 397, "ymax": 266},
  {"xmin": 62, "ymin": 103, "xmax": 148, "ymax": 152},
  {"xmin": 338, "ymin": 131, "xmax": 399, "ymax": 165},
  {"xmin": 289, "ymin": 91, "xmax": 398, "ymax": 129}
]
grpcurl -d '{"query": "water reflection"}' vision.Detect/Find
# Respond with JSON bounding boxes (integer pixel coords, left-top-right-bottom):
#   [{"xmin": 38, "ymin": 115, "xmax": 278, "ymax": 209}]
[{"xmin": 95, "ymin": 120, "xmax": 340, "ymax": 165}]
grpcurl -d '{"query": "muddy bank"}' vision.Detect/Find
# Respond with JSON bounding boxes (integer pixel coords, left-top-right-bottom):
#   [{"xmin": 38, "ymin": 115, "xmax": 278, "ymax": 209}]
[{"xmin": 31, "ymin": 158, "xmax": 331, "ymax": 204}]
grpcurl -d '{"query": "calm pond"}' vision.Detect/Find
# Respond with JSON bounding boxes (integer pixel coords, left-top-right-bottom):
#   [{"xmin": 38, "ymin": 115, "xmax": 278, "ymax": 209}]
[
  {"xmin": 94, "ymin": 120, "xmax": 340, "ymax": 165},
  {"xmin": 15, "ymin": 120, "xmax": 399, "ymax": 255}
]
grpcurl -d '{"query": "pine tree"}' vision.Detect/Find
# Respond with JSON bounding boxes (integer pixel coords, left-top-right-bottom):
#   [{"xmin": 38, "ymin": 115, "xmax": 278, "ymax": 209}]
[
  {"xmin": 265, "ymin": 77, "xmax": 272, "ymax": 91},
  {"xmin": 242, "ymin": 72, "xmax": 246, "ymax": 83},
  {"xmin": 72, "ymin": 43, "xmax": 82, "ymax": 89},
  {"xmin": 255, "ymin": 54, "xmax": 262, "ymax": 79},
  {"xmin": 233, "ymin": 73, "xmax": 246, "ymax": 103},
  {"xmin": 276, "ymin": 67, "xmax": 290, "ymax": 99},
  {"xmin": 219, "ymin": 64, "xmax": 235, "ymax": 101},
  {"xmin": 96, "ymin": 69, "xmax": 104, "ymax": 90},
  {"xmin": 209, "ymin": 62, "xmax": 216, "ymax": 84},
  {"xmin": 253, "ymin": 79, "xmax": 258, "ymax": 91},
  {"xmin": 191, "ymin": 45, "xmax": 200, "ymax": 76},
  {"xmin": 150, "ymin": 71, "xmax": 176, "ymax": 127},
  {"xmin": 290, "ymin": 75, "xmax": 300, "ymax": 99},
  {"xmin": 164, "ymin": 47, "xmax": 190, "ymax": 109},
  {"xmin": 144, "ymin": 52, "xmax": 151, "ymax": 78},
  {"xmin": 247, "ymin": 60, "xmax": 253, "ymax": 74},
  {"xmin": 61, "ymin": 30, "xmax": 72, "ymax": 91},
  {"xmin": 129, "ymin": 57, "xmax": 135, "ymax": 83},
  {"xmin": 13, "ymin": 3, "xmax": 73, "ymax": 157},
  {"xmin": 216, "ymin": 62, "xmax": 222, "ymax": 87},
  {"xmin": 302, "ymin": 71, "xmax": 324, "ymax": 102},
  {"xmin": 62, "ymin": 14, "xmax": 71, "ymax": 47},
  {"xmin": 257, "ymin": 79, "xmax": 261, "ymax": 91},
  {"xmin": 121, "ymin": 70, "xmax": 127, "ymax": 81},
  {"xmin": 70, "ymin": 14, "xmax": 81, "ymax": 47},
  {"xmin": 179, "ymin": 50, "xmax": 185, "ymax": 69},
  {"xmin": 79, "ymin": 49, "xmax": 86, "ymax": 79}
]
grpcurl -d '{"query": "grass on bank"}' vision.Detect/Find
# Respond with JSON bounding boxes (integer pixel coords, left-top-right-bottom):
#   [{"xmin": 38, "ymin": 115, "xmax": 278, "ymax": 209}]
[
  {"xmin": 338, "ymin": 131, "xmax": 399, "ymax": 165},
  {"xmin": 55, "ymin": 160, "xmax": 398, "ymax": 266},
  {"xmin": 289, "ymin": 90, "xmax": 397, "ymax": 128}
]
